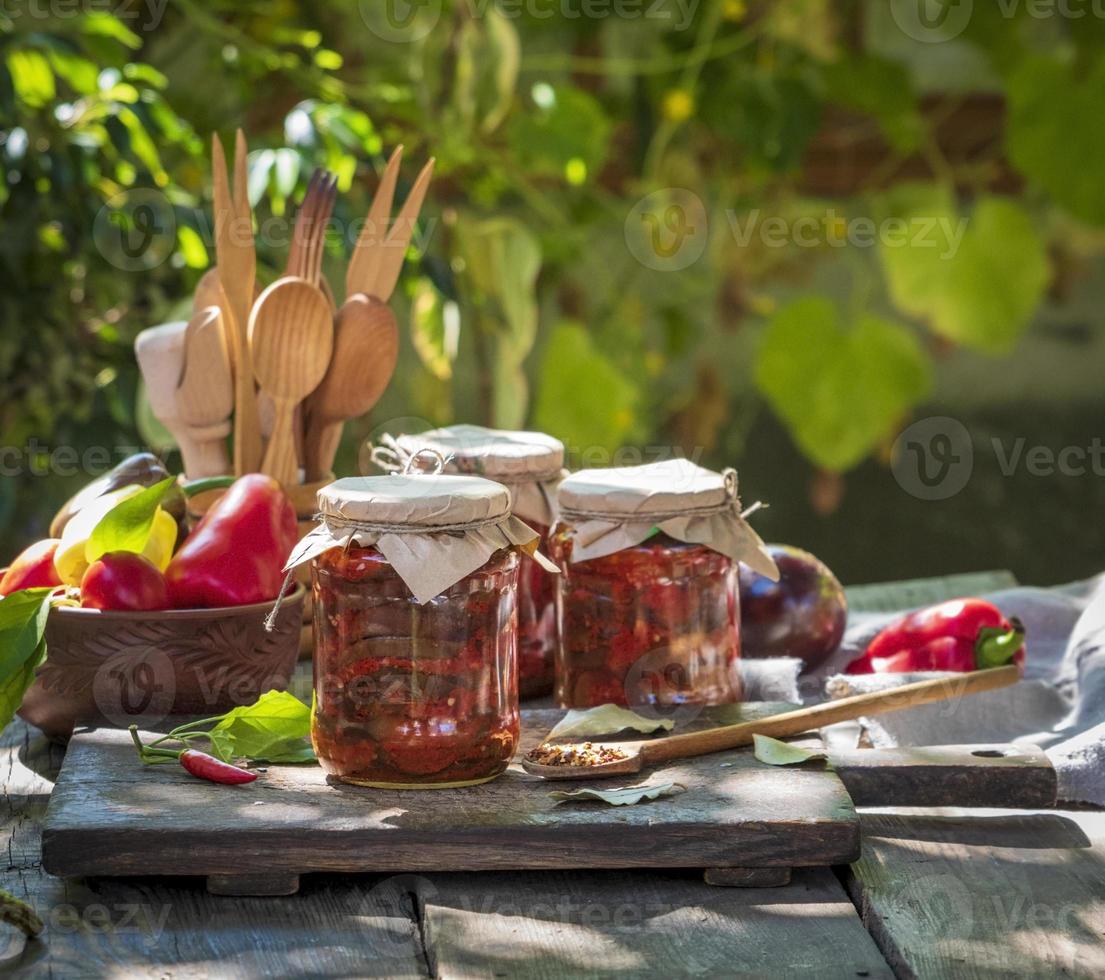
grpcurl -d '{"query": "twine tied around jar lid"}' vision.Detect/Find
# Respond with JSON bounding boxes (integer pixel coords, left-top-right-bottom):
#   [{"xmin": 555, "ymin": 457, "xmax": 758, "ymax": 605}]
[
  {"xmin": 269, "ymin": 474, "xmax": 558, "ymax": 620},
  {"xmin": 554, "ymin": 459, "xmax": 779, "ymax": 580},
  {"xmin": 374, "ymin": 425, "xmax": 567, "ymax": 526}
]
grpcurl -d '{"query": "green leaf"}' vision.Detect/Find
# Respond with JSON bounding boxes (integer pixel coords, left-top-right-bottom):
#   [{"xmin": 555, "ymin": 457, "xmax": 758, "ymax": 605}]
[
  {"xmin": 1006, "ymin": 55, "xmax": 1105, "ymax": 226},
  {"xmin": 509, "ymin": 86, "xmax": 610, "ymax": 178},
  {"xmin": 177, "ymin": 225, "xmax": 208, "ymax": 269},
  {"xmin": 753, "ymin": 734, "xmax": 828, "ymax": 766},
  {"xmin": 0, "ymin": 589, "xmax": 53, "ymax": 731},
  {"xmin": 206, "ymin": 691, "xmax": 314, "ymax": 763},
  {"xmin": 80, "ymin": 11, "xmax": 142, "ymax": 49},
  {"xmin": 410, "ymin": 278, "xmax": 456, "ymax": 380},
  {"xmin": 534, "ymin": 322, "xmax": 641, "ymax": 454},
  {"xmin": 46, "ymin": 50, "xmax": 98, "ymax": 95},
  {"xmin": 7, "ymin": 49, "xmax": 56, "ymax": 108},
  {"xmin": 85, "ymin": 476, "xmax": 176, "ymax": 563},
  {"xmin": 549, "ymin": 781, "xmax": 685, "ymax": 806},
  {"xmin": 546, "ymin": 705, "xmax": 674, "ymax": 741},
  {"xmin": 823, "ymin": 55, "xmax": 923, "ymax": 153},
  {"xmin": 878, "ymin": 189, "xmax": 1049, "ymax": 353},
  {"xmin": 755, "ymin": 298, "xmax": 932, "ymax": 472},
  {"xmin": 454, "ymin": 6, "xmax": 519, "ymax": 135}
]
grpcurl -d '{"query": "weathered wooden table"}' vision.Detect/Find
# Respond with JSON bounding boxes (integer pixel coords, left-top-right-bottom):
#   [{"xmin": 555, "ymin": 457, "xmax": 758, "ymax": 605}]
[{"xmin": 4, "ymin": 571, "xmax": 1105, "ymax": 977}]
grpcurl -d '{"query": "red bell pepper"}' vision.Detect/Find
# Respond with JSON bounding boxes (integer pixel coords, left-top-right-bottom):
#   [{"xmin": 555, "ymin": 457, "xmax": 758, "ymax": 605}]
[
  {"xmin": 847, "ymin": 598, "xmax": 1025, "ymax": 675},
  {"xmin": 164, "ymin": 474, "xmax": 298, "ymax": 608},
  {"xmin": 0, "ymin": 539, "xmax": 62, "ymax": 594}
]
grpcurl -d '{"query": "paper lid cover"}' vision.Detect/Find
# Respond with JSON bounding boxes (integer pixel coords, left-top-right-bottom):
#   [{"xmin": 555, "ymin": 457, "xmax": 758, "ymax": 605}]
[
  {"xmin": 555, "ymin": 458, "xmax": 779, "ymax": 580},
  {"xmin": 318, "ymin": 474, "xmax": 510, "ymax": 528},
  {"xmin": 395, "ymin": 425, "xmax": 565, "ymax": 481}
]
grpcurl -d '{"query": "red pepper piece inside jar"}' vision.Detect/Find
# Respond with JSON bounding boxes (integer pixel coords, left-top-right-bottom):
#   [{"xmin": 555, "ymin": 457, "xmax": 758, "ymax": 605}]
[
  {"xmin": 552, "ymin": 459, "xmax": 778, "ymax": 711},
  {"xmin": 393, "ymin": 425, "xmax": 565, "ymax": 700},
  {"xmin": 291, "ymin": 474, "xmax": 548, "ymax": 789}
]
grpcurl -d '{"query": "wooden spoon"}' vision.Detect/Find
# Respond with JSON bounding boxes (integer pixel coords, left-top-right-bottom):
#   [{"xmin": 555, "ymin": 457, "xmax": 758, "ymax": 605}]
[
  {"xmin": 302, "ymin": 294, "xmax": 399, "ymax": 482},
  {"xmin": 249, "ymin": 277, "xmax": 333, "ymax": 487},
  {"xmin": 174, "ymin": 305, "xmax": 233, "ymax": 477},
  {"xmin": 520, "ymin": 666, "xmax": 1022, "ymax": 780},
  {"xmin": 135, "ymin": 322, "xmax": 213, "ymax": 478}
]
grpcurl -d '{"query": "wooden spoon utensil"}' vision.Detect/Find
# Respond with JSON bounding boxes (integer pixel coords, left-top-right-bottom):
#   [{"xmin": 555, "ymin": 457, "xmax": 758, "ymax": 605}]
[
  {"xmin": 212, "ymin": 130, "xmax": 262, "ymax": 475},
  {"xmin": 521, "ymin": 665, "xmax": 1023, "ymax": 780},
  {"xmin": 303, "ymin": 294, "xmax": 398, "ymax": 482},
  {"xmin": 346, "ymin": 148, "xmax": 434, "ymax": 302},
  {"xmin": 249, "ymin": 277, "xmax": 334, "ymax": 487},
  {"xmin": 174, "ymin": 305, "xmax": 233, "ymax": 478}
]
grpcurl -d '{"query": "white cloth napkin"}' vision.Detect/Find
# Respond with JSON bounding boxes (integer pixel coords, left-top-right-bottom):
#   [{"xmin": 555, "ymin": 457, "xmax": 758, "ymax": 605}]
[{"xmin": 815, "ymin": 574, "xmax": 1105, "ymax": 806}]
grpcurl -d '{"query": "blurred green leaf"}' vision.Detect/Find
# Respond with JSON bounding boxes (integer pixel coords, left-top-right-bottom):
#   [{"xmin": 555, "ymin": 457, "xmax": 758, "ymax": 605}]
[
  {"xmin": 878, "ymin": 188, "xmax": 1048, "ymax": 353},
  {"xmin": 534, "ymin": 323, "xmax": 641, "ymax": 453},
  {"xmin": 80, "ymin": 11, "xmax": 142, "ymax": 48},
  {"xmin": 509, "ymin": 86, "xmax": 610, "ymax": 179},
  {"xmin": 411, "ymin": 278, "xmax": 456, "ymax": 381},
  {"xmin": 755, "ymin": 297, "xmax": 932, "ymax": 472},
  {"xmin": 7, "ymin": 49, "xmax": 56, "ymax": 108},
  {"xmin": 823, "ymin": 55, "xmax": 923, "ymax": 153},
  {"xmin": 1006, "ymin": 55, "xmax": 1105, "ymax": 225},
  {"xmin": 177, "ymin": 225, "xmax": 208, "ymax": 269}
]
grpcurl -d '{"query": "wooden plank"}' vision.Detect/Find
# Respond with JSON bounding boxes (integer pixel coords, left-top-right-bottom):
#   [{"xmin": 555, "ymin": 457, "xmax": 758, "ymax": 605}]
[
  {"xmin": 831, "ymin": 743, "xmax": 1057, "ymax": 809},
  {"xmin": 418, "ymin": 868, "xmax": 894, "ymax": 979},
  {"xmin": 41, "ymin": 708, "xmax": 860, "ymax": 884},
  {"xmin": 1, "ymin": 719, "xmax": 427, "ymax": 978},
  {"xmin": 848, "ymin": 808, "xmax": 1105, "ymax": 979}
]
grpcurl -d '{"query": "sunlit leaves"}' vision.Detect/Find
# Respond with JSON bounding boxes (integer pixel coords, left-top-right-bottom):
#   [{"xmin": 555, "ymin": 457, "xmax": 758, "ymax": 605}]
[
  {"xmin": 509, "ymin": 86, "xmax": 611, "ymax": 181},
  {"xmin": 6, "ymin": 49, "xmax": 55, "ymax": 108},
  {"xmin": 877, "ymin": 186, "xmax": 1048, "ymax": 353},
  {"xmin": 455, "ymin": 5, "xmax": 520, "ymax": 135},
  {"xmin": 534, "ymin": 323, "xmax": 641, "ymax": 454},
  {"xmin": 755, "ymin": 298, "xmax": 931, "ymax": 472}
]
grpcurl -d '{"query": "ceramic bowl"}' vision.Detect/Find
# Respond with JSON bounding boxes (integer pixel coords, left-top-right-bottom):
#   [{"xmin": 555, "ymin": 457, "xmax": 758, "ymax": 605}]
[{"xmin": 18, "ymin": 583, "xmax": 306, "ymax": 739}]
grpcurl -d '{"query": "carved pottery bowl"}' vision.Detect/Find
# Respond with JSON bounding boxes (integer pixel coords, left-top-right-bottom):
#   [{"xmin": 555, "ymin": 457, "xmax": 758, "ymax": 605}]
[{"xmin": 18, "ymin": 584, "xmax": 306, "ymax": 739}]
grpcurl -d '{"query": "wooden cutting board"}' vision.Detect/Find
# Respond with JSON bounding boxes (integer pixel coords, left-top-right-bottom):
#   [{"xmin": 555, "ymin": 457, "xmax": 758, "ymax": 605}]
[
  {"xmin": 42, "ymin": 705, "xmax": 859, "ymax": 896},
  {"xmin": 41, "ymin": 703, "xmax": 1055, "ymax": 896}
]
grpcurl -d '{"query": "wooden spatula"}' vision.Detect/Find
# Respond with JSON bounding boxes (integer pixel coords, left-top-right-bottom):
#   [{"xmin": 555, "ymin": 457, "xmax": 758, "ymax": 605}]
[
  {"xmin": 249, "ymin": 277, "xmax": 333, "ymax": 487},
  {"xmin": 174, "ymin": 305, "xmax": 233, "ymax": 477},
  {"xmin": 521, "ymin": 665, "xmax": 1022, "ymax": 780},
  {"xmin": 212, "ymin": 130, "xmax": 262, "ymax": 474},
  {"xmin": 302, "ymin": 294, "xmax": 399, "ymax": 482}
]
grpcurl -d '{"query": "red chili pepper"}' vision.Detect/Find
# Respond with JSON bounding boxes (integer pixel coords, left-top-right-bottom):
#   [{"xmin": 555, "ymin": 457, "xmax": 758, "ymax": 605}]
[
  {"xmin": 179, "ymin": 749, "xmax": 257, "ymax": 785},
  {"xmin": 847, "ymin": 598, "xmax": 1025, "ymax": 675},
  {"xmin": 164, "ymin": 474, "xmax": 298, "ymax": 608},
  {"xmin": 129, "ymin": 727, "xmax": 258, "ymax": 785}
]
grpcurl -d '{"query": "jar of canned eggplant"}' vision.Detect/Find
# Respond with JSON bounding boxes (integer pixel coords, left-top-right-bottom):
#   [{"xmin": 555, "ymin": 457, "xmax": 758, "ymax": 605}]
[
  {"xmin": 392, "ymin": 425, "xmax": 565, "ymax": 699},
  {"xmin": 288, "ymin": 474, "xmax": 546, "ymax": 788},
  {"xmin": 550, "ymin": 459, "xmax": 778, "ymax": 710}
]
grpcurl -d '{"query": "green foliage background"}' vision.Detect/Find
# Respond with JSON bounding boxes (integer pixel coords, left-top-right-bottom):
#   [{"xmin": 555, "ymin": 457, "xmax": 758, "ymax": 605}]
[{"xmin": 2, "ymin": 0, "xmax": 1104, "ymax": 583}]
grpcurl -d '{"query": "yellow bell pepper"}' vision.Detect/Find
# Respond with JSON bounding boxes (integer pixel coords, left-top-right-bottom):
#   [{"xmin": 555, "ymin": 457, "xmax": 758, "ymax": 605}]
[{"xmin": 54, "ymin": 486, "xmax": 178, "ymax": 586}]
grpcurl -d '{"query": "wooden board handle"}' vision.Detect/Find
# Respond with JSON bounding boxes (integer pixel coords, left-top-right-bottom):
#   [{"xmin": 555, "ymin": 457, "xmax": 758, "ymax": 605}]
[
  {"xmin": 641, "ymin": 666, "xmax": 1021, "ymax": 765},
  {"xmin": 828, "ymin": 743, "xmax": 1057, "ymax": 808}
]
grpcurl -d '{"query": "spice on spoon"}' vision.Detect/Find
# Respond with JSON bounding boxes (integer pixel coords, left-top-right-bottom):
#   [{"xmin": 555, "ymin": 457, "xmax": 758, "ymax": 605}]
[{"xmin": 527, "ymin": 742, "xmax": 629, "ymax": 767}]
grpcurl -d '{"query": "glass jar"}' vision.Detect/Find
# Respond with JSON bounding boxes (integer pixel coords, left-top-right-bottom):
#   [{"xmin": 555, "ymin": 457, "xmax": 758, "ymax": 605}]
[
  {"xmin": 551, "ymin": 529, "xmax": 740, "ymax": 708},
  {"xmin": 290, "ymin": 474, "xmax": 542, "ymax": 789},
  {"xmin": 394, "ymin": 425, "xmax": 564, "ymax": 699},
  {"xmin": 552, "ymin": 459, "xmax": 777, "ymax": 710},
  {"xmin": 312, "ymin": 545, "xmax": 519, "ymax": 788}
]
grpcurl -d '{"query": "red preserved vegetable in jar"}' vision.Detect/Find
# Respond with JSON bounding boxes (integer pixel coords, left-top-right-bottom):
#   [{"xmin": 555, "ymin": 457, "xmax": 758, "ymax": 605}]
[
  {"xmin": 288, "ymin": 474, "xmax": 547, "ymax": 788},
  {"xmin": 393, "ymin": 425, "xmax": 565, "ymax": 699},
  {"xmin": 552, "ymin": 460, "xmax": 778, "ymax": 710}
]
